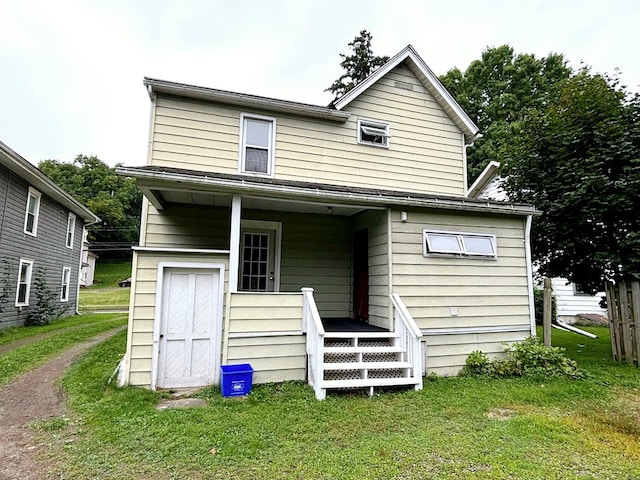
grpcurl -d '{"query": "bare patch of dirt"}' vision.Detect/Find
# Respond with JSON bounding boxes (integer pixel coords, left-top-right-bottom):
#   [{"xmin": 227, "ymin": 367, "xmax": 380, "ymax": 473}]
[
  {"xmin": 0, "ymin": 326, "xmax": 125, "ymax": 480},
  {"xmin": 486, "ymin": 407, "xmax": 518, "ymax": 421}
]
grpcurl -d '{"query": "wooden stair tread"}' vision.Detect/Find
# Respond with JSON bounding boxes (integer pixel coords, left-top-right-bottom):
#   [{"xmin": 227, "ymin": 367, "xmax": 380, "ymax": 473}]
[
  {"xmin": 324, "ymin": 346, "xmax": 403, "ymax": 354},
  {"xmin": 322, "ymin": 377, "xmax": 421, "ymax": 388}
]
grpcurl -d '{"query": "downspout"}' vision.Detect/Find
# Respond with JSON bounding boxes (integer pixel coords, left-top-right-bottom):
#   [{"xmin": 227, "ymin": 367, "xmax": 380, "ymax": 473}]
[{"xmin": 524, "ymin": 215, "xmax": 536, "ymax": 336}]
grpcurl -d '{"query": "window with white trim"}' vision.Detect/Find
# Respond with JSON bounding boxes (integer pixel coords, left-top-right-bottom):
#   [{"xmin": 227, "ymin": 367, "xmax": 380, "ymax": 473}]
[
  {"xmin": 24, "ymin": 187, "xmax": 41, "ymax": 236},
  {"xmin": 16, "ymin": 259, "xmax": 33, "ymax": 306},
  {"xmin": 239, "ymin": 114, "xmax": 276, "ymax": 176},
  {"xmin": 357, "ymin": 119, "xmax": 390, "ymax": 147},
  {"xmin": 61, "ymin": 267, "xmax": 71, "ymax": 302},
  {"xmin": 66, "ymin": 213, "xmax": 76, "ymax": 248},
  {"xmin": 423, "ymin": 230, "xmax": 497, "ymax": 258}
]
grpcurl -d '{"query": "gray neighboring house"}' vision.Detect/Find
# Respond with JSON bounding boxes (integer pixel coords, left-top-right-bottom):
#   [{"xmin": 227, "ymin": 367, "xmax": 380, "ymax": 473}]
[{"xmin": 0, "ymin": 141, "xmax": 100, "ymax": 328}]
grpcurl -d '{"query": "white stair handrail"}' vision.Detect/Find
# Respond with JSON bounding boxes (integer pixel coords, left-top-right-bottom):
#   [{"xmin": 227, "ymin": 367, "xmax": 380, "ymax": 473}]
[
  {"xmin": 390, "ymin": 293, "xmax": 423, "ymax": 392},
  {"xmin": 302, "ymin": 287, "xmax": 326, "ymax": 400}
]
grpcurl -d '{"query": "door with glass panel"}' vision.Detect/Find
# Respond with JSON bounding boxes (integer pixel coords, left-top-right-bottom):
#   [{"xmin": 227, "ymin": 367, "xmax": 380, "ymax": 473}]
[{"xmin": 239, "ymin": 228, "xmax": 276, "ymax": 292}]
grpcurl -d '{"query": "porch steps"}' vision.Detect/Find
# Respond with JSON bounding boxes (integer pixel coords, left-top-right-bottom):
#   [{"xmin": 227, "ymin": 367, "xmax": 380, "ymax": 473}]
[{"xmin": 320, "ymin": 332, "xmax": 420, "ymax": 396}]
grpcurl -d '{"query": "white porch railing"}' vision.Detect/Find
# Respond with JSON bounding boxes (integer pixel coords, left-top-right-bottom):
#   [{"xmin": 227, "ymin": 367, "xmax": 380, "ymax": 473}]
[
  {"xmin": 390, "ymin": 293, "xmax": 424, "ymax": 392},
  {"xmin": 301, "ymin": 287, "xmax": 326, "ymax": 400}
]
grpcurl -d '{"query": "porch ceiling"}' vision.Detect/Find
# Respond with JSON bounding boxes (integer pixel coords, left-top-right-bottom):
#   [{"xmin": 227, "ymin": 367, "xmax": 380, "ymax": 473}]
[
  {"xmin": 157, "ymin": 188, "xmax": 369, "ymax": 216},
  {"xmin": 116, "ymin": 165, "xmax": 540, "ymax": 217}
]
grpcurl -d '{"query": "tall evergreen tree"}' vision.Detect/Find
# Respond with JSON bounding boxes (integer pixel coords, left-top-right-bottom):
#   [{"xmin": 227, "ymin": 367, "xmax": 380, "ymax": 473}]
[{"xmin": 326, "ymin": 30, "xmax": 389, "ymax": 100}]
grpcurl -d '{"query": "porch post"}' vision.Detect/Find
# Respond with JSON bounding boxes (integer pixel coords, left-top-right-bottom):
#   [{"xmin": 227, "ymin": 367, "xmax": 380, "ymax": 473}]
[{"xmin": 229, "ymin": 194, "xmax": 242, "ymax": 293}]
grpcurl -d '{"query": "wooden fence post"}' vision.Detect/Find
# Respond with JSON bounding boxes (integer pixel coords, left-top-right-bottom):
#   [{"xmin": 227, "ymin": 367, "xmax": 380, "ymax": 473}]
[
  {"xmin": 543, "ymin": 278, "xmax": 552, "ymax": 347},
  {"xmin": 605, "ymin": 281, "xmax": 619, "ymax": 362}
]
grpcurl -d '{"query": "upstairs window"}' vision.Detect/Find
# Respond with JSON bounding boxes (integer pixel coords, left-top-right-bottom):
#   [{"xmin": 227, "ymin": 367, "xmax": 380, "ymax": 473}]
[
  {"xmin": 423, "ymin": 230, "xmax": 497, "ymax": 259},
  {"xmin": 358, "ymin": 119, "xmax": 390, "ymax": 148},
  {"xmin": 66, "ymin": 213, "xmax": 76, "ymax": 249},
  {"xmin": 61, "ymin": 267, "xmax": 71, "ymax": 302},
  {"xmin": 16, "ymin": 259, "xmax": 33, "ymax": 306},
  {"xmin": 240, "ymin": 114, "xmax": 276, "ymax": 176},
  {"xmin": 24, "ymin": 187, "xmax": 41, "ymax": 236}
]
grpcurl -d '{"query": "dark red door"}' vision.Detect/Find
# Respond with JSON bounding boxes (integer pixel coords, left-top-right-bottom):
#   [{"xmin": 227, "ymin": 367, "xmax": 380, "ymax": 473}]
[{"xmin": 353, "ymin": 229, "xmax": 369, "ymax": 322}]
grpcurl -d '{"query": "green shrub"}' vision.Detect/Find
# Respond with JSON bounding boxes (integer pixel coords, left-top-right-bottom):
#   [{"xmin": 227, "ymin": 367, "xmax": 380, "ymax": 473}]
[{"xmin": 461, "ymin": 337, "xmax": 584, "ymax": 380}]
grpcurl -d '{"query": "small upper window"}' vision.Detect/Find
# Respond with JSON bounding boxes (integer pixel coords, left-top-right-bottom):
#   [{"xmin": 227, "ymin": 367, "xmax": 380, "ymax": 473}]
[
  {"xmin": 358, "ymin": 119, "xmax": 390, "ymax": 148},
  {"xmin": 16, "ymin": 259, "xmax": 33, "ymax": 306},
  {"xmin": 24, "ymin": 187, "xmax": 41, "ymax": 236},
  {"xmin": 66, "ymin": 213, "xmax": 76, "ymax": 249},
  {"xmin": 424, "ymin": 230, "xmax": 497, "ymax": 258},
  {"xmin": 61, "ymin": 267, "xmax": 71, "ymax": 302},
  {"xmin": 240, "ymin": 114, "xmax": 276, "ymax": 176}
]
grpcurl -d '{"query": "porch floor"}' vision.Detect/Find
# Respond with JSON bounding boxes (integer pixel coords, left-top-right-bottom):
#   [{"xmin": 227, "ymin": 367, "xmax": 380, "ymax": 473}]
[{"xmin": 322, "ymin": 318, "xmax": 388, "ymax": 332}]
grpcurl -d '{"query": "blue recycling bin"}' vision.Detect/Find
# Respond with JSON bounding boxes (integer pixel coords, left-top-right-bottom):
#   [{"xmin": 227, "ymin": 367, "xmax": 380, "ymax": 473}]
[{"xmin": 220, "ymin": 363, "xmax": 254, "ymax": 397}]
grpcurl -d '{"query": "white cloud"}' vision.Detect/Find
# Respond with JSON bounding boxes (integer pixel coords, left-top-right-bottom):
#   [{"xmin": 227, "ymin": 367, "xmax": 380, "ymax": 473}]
[{"xmin": 1, "ymin": 0, "xmax": 638, "ymax": 167}]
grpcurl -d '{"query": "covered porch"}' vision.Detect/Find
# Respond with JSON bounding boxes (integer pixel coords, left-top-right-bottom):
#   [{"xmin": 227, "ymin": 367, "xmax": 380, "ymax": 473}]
[{"xmin": 123, "ymin": 166, "xmax": 424, "ymax": 397}]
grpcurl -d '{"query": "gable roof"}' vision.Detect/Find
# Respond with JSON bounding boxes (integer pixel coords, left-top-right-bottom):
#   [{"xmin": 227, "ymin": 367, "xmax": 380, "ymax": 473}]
[
  {"xmin": 143, "ymin": 77, "xmax": 351, "ymax": 123},
  {"xmin": 467, "ymin": 161, "xmax": 501, "ymax": 198},
  {"xmin": 332, "ymin": 45, "xmax": 480, "ymax": 144},
  {"xmin": 0, "ymin": 141, "xmax": 100, "ymax": 224}
]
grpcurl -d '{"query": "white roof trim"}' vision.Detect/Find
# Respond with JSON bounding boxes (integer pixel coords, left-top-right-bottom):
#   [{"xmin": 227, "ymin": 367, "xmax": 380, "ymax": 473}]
[
  {"xmin": 467, "ymin": 161, "xmax": 501, "ymax": 198},
  {"xmin": 0, "ymin": 141, "xmax": 100, "ymax": 224},
  {"xmin": 332, "ymin": 45, "xmax": 480, "ymax": 144}
]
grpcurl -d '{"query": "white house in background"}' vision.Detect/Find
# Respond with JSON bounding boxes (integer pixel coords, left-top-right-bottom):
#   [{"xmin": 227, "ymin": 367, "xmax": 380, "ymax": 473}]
[
  {"xmin": 80, "ymin": 230, "xmax": 98, "ymax": 287},
  {"xmin": 468, "ymin": 161, "xmax": 607, "ymax": 324},
  {"xmin": 117, "ymin": 45, "xmax": 540, "ymax": 399}
]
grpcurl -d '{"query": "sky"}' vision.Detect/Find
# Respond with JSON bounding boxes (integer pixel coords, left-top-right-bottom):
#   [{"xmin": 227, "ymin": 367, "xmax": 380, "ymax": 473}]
[{"xmin": 1, "ymin": 0, "xmax": 639, "ymax": 167}]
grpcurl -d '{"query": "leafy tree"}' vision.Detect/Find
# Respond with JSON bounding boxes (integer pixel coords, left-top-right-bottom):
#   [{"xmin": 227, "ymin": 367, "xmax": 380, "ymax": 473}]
[
  {"xmin": 39, "ymin": 155, "xmax": 142, "ymax": 257},
  {"xmin": 440, "ymin": 45, "xmax": 571, "ymax": 182},
  {"xmin": 326, "ymin": 29, "xmax": 389, "ymax": 100},
  {"xmin": 501, "ymin": 68, "xmax": 640, "ymax": 293}
]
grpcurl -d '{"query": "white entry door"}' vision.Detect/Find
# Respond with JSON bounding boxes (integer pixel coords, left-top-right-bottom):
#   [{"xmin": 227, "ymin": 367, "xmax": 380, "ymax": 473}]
[{"xmin": 157, "ymin": 268, "xmax": 221, "ymax": 389}]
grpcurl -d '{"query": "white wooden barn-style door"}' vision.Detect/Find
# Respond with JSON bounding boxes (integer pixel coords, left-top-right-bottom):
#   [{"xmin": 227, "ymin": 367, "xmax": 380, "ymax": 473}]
[{"xmin": 157, "ymin": 267, "xmax": 222, "ymax": 389}]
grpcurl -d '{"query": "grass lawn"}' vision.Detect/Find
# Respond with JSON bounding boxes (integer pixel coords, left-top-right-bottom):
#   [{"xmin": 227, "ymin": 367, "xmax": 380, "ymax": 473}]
[
  {"xmin": 0, "ymin": 313, "xmax": 127, "ymax": 386},
  {"xmin": 79, "ymin": 287, "xmax": 130, "ymax": 311},
  {"xmin": 40, "ymin": 326, "xmax": 640, "ymax": 479},
  {"xmin": 90, "ymin": 260, "xmax": 132, "ymax": 288}
]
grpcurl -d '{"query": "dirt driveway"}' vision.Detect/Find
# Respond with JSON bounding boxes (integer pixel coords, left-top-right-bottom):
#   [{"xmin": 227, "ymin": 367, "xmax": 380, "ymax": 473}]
[{"xmin": 0, "ymin": 326, "xmax": 125, "ymax": 480}]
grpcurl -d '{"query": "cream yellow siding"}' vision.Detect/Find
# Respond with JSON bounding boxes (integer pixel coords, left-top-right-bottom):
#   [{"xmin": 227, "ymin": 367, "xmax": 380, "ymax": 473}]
[
  {"xmin": 144, "ymin": 204, "xmax": 230, "ymax": 249},
  {"xmin": 391, "ymin": 208, "xmax": 531, "ymax": 375},
  {"xmin": 124, "ymin": 251, "xmax": 229, "ymax": 387},
  {"xmin": 243, "ymin": 209, "xmax": 351, "ymax": 318},
  {"xmin": 227, "ymin": 293, "xmax": 305, "ymax": 383},
  {"xmin": 352, "ymin": 209, "xmax": 390, "ymax": 328},
  {"xmin": 149, "ymin": 64, "xmax": 466, "ymax": 196}
]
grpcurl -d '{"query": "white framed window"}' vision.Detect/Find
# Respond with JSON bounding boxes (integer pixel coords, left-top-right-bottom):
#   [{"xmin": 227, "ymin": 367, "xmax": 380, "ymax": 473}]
[
  {"xmin": 66, "ymin": 213, "xmax": 76, "ymax": 249},
  {"xmin": 61, "ymin": 267, "xmax": 71, "ymax": 302},
  {"xmin": 239, "ymin": 113, "xmax": 276, "ymax": 176},
  {"xmin": 24, "ymin": 187, "xmax": 41, "ymax": 236},
  {"xmin": 357, "ymin": 119, "xmax": 390, "ymax": 148},
  {"xmin": 423, "ymin": 229, "xmax": 497, "ymax": 258},
  {"xmin": 15, "ymin": 259, "xmax": 33, "ymax": 306}
]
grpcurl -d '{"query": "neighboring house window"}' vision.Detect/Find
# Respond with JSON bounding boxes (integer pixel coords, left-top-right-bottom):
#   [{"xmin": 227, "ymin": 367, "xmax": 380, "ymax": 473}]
[
  {"xmin": 16, "ymin": 259, "xmax": 33, "ymax": 306},
  {"xmin": 239, "ymin": 114, "xmax": 276, "ymax": 176},
  {"xmin": 357, "ymin": 119, "xmax": 390, "ymax": 147},
  {"xmin": 66, "ymin": 213, "xmax": 76, "ymax": 248},
  {"xmin": 61, "ymin": 267, "xmax": 71, "ymax": 302},
  {"xmin": 24, "ymin": 187, "xmax": 41, "ymax": 236},
  {"xmin": 423, "ymin": 230, "xmax": 497, "ymax": 258}
]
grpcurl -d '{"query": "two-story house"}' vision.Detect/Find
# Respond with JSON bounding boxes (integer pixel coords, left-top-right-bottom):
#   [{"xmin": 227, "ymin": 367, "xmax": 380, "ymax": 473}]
[
  {"xmin": 0, "ymin": 142, "xmax": 100, "ymax": 328},
  {"xmin": 117, "ymin": 46, "xmax": 539, "ymax": 399}
]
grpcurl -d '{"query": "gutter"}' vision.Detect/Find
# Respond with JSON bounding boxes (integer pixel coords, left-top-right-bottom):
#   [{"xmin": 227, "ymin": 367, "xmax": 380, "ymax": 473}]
[{"xmin": 116, "ymin": 167, "xmax": 540, "ymax": 217}]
